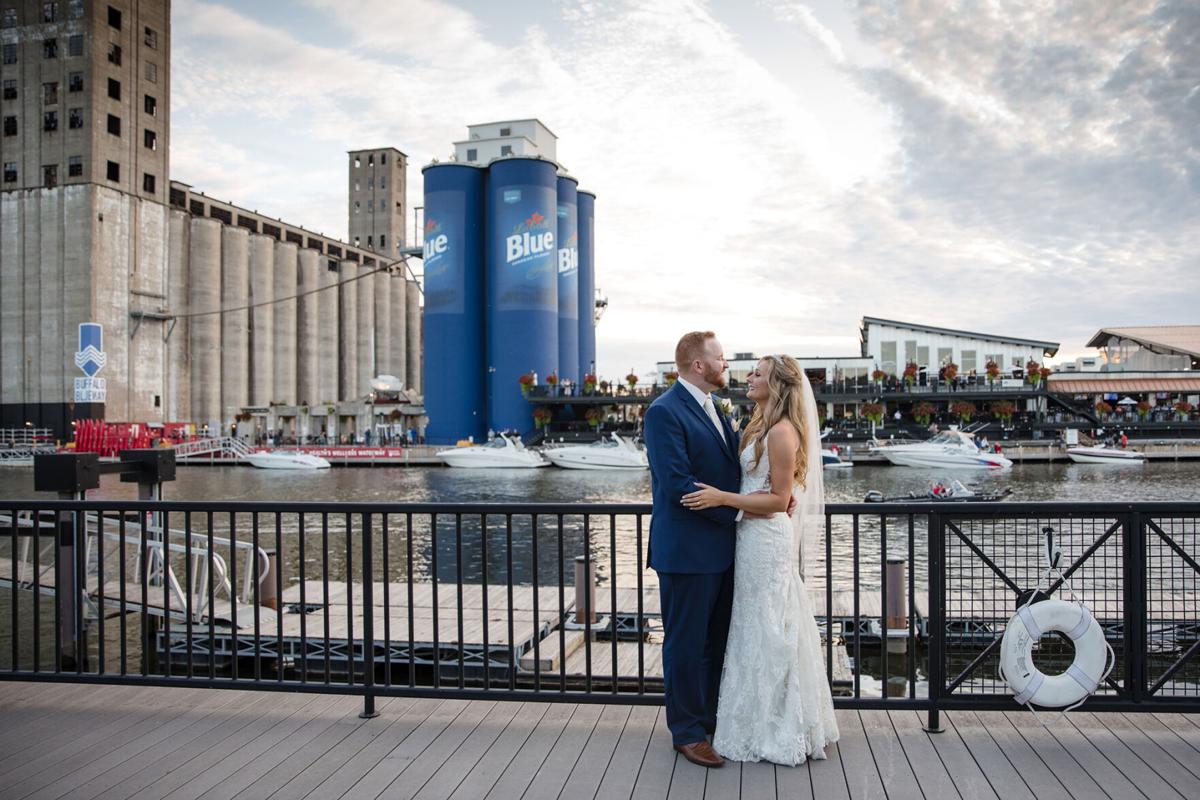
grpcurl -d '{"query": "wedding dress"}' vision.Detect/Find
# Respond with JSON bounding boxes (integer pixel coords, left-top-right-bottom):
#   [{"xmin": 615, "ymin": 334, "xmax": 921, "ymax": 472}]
[{"xmin": 711, "ymin": 380, "xmax": 839, "ymax": 765}]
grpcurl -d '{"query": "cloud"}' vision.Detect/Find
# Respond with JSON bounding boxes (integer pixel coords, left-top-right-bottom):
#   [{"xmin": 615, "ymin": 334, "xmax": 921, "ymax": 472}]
[{"xmin": 168, "ymin": 0, "xmax": 1199, "ymax": 374}]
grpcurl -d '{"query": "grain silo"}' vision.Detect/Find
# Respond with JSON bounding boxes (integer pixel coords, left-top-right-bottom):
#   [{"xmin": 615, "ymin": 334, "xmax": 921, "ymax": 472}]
[
  {"xmin": 577, "ymin": 190, "xmax": 597, "ymax": 378},
  {"xmin": 421, "ymin": 163, "xmax": 486, "ymax": 443},
  {"xmin": 556, "ymin": 175, "xmax": 580, "ymax": 386}
]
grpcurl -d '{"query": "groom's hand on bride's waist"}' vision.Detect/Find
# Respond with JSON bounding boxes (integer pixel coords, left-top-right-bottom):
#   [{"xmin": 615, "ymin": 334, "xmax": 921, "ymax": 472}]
[{"xmin": 741, "ymin": 490, "xmax": 797, "ymax": 520}]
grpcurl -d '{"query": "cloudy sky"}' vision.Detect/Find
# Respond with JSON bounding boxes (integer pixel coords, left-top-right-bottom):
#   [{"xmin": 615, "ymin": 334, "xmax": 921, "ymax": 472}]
[{"xmin": 171, "ymin": 0, "xmax": 1199, "ymax": 378}]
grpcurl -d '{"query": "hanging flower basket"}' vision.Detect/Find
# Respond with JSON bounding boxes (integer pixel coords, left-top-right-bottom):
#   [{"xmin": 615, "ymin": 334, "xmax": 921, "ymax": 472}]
[
  {"xmin": 583, "ymin": 373, "xmax": 597, "ymax": 394},
  {"xmin": 942, "ymin": 363, "xmax": 959, "ymax": 382},
  {"xmin": 1136, "ymin": 401, "xmax": 1152, "ymax": 420},
  {"xmin": 872, "ymin": 369, "xmax": 887, "ymax": 384},
  {"xmin": 1095, "ymin": 400, "xmax": 1114, "ymax": 416},
  {"xmin": 902, "ymin": 362, "xmax": 918, "ymax": 389},
  {"xmin": 950, "ymin": 401, "xmax": 977, "ymax": 423},
  {"xmin": 990, "ymin": 401, "xmax": 1016, "ymax": 423},
  {"xmin": 585, "ymin": 408, "xmax": 603, "ymax": 429},
  {"xmin": 913, "ymin": 402, "xmax": 935, "ymax": 426},
  {"xmin": 625, "ymin": 371, "xmax": 638, "ymax": 390},
  {"xmin": 861, "ymin": 402, "xmax": 885, "ymax": 425},
  {"xmin": 664, "ymin": 371, "xmax": 678, "ymax": 387},
  {"xmin": 518, "ymin": 372, "xmax": 536, "ymax": 396},
  {"xmin": 1026, "ymin": 361, "xmax": 1043, "ymax": 385},
  {"xmin": 546, "ymin": 372, "xmax": 559, "ymax": 387},
  {"xmin": 985, "ymin": 360, "xmax": 1001, "ymax": 384},
  {"xmin": 532, "ymin": 407, "xmax": 553, "ymax": 428},
  {"xmin": 1175, "ymin": 401, "xmax": 1193, "ymax": 420}
]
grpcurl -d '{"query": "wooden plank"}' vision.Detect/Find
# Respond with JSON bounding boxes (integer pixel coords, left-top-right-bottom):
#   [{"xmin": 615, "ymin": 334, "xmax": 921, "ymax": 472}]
[
  {"xmin": 776, "ymin": 758, "xmax": 818, "ymax": 799},
  {"xmin": 630, "ymin": 708, "xmax": 676, "ymax": 800},
  {"xmin": 448, "ymin": 702, "xmax": 548, "ymax": 800},
  {"xmin": 1095, "ymin": 713, "xmax": 1200, "ymax": 794},
  {"xmin": 518, "ymin": 629, "xmax": 584, "ymax": 672},
  {"xmin": 859, "ymin": 709, "xmax": 923, "ymax": 799},
  {"xmin": 595, "ymin": 705, "xmax": 658, "ymax": 800},
  {"xmin": 943, "ymin": 710, "xmax": 1039, "ymax": 800},
  {"xmin": 484, "ymin": 703, "xmax": 576, "ymax": 800},
  {"xmin": 1123, "ymin": 713, "xmax": 1200, "ymax": 778},
  {"xmin": 0, "ymin": 683, "xmax": 149, "ymax": 757},
  {"xmin": 231, "ymin": 698, "xmax": 393, "ymax": 800},
  {"xmin": 665, "ymin": 754, "xmax": 707, "ymax": 800},
  {"xmin": 1063, "ymin": 711, "xmax": 1186, "ymax": 799},
  {"xmin": 0, "ymin": 687, "xmax": 217, "ymax": 796},
  {"xmin": 1002, "ymin": 710, "xmax": 1108, "ymax": 799},
  {"xmin": 1034, "ymin": 709, "xmax": 1148, "ymax": 800},
  {"xmin": 5, "ymin": 687, "xmax": 246, "ymax": 799},
  {"xmin": 834, "ymin": 710, "xmax": 886, "ymax": 800},
  {"xmin": 351, "ymin": 699, "xmax": 491, "ymax": 799},
  {"xmin": 411, "ymin": 700, "xmax": 526, "ymax": 800},
  {"xmin": 121, "ymin": 691, "xmax": 326, "ymax": 800},
  {"xmin": 740, "ymin": 759, "xmax": 777, "ymax": 800},
  {"xmin": 520, "ymin": 703, "xmax": 603, "ymax": 800},
  {"xmin": 57, "ymin": 691, "xmax": 281, "ymax": 800},
  {"xmin": 701, "ymin": 757, "xmax": 740, "ymax": 799},
  {"xmin": 302, "ymin": 697, "xmax": 445, "ymax": 799},
  {"xmin": 340, "ymin": 699, "xmax": 471, "ymax": 799},
  {"xmin": 557, "ymin": 704, "xmax": 631, "ymax": 798},
  {"xmin": 98, "ymin": 691, "xmax": 317, "ymax": 800},
  {"xmin": 153, "ymin": 692, "xmax": 351, "ymax": 800},
  {"xmin": 891, "ymin": 709, "xmax": 991, "ymax": 799},
  {"xmin": 1152, "ymin": 712, "xmax": 1200, "ymax": 752}
]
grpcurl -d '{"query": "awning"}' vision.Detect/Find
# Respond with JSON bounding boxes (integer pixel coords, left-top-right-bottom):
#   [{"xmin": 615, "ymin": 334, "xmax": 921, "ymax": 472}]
[{"xmin": 1049, "ymin": 378, "xmax": 1200, "ymax": 393}]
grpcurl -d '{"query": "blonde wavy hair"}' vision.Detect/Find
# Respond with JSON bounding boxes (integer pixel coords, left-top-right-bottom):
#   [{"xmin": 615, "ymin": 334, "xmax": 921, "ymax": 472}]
[{"xmin": 739, "ymin": 354, "xmax": 811, "ymax": 489}]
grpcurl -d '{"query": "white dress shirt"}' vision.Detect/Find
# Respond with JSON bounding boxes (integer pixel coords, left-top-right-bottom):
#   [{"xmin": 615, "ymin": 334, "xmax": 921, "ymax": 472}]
[{"xmin": 678, "ymin": 376, "xmax": 727, "ymax": 444}]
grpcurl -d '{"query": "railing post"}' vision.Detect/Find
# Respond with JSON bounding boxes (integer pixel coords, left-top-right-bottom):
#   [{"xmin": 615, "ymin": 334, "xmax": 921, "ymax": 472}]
[
  {"xmin": 924, "ymin": 510, "xmax": 945, "ymax": 733},
  {"xmin": 359, "ymin": 511, "xmax": 379, "ymax": 719},
  {"xmin": 1123, "ymin": 509, "xmax": 1146, "ymax": 703}
]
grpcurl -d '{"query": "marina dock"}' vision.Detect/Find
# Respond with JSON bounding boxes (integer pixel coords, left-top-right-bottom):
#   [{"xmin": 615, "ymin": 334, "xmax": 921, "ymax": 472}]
[{"xmin": 1, "ymin": 682, "xmax": 1197, "ymax": 799}]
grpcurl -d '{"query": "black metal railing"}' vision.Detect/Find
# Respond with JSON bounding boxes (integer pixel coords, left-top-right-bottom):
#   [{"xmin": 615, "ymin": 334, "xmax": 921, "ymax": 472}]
[{"xmin": 1, "ymin": 501, "xmax": 1196, "ymax": 727}]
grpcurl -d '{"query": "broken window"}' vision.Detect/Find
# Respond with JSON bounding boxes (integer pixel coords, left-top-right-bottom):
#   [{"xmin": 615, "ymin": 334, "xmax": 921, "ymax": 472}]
[{"xmin": 68, "ymin": 155, "xmax": 82, "ymax": 176}]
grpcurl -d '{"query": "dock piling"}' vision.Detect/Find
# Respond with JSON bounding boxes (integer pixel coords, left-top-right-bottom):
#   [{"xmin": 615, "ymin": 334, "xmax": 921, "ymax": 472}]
[{"xmin": 574, "ymin": 556, "xmax": 596, "ymax": 624}]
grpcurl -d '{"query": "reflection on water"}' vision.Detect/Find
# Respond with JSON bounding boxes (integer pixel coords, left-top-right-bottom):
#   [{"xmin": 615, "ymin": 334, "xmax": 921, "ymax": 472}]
[{"xmin": 1, "ymin": 462, "xmax": 1197, "ymax": 594}]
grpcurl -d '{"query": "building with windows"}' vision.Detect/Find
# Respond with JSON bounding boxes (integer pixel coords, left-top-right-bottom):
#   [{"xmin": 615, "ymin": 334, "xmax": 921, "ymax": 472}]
[
  {"xmin": 1, "ymin": 0, "xmax": 171, "ymax": 432},
  {"xmin": 860, "ymin": 317, "xmax": 1059, "ymax": 378},
  {"xmin": 453, "ymin": 119, "xmax": 558, "ymax": 166},
  {"xmin": 1082, "ymin": 326, "xmax": 1199, "ymax": 372},
  {"xmin": 347, "ymin": 146, "xmax": 407, "ymax": 257},
  {"xmin": 1, "ymin": 1, "xmax": 423, "ymax": 440}
]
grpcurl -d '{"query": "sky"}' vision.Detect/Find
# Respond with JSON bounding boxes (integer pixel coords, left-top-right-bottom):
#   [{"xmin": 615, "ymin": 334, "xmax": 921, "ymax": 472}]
[{"xmin": 170, "ymin": 0, "xmax": 1200, "ymax": 379}]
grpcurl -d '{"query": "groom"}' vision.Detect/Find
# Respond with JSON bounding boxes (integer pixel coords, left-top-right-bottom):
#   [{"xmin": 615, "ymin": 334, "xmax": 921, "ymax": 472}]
[{"xmin": 645, "ymin": 331, "xmax": 741, "ymax": 768}]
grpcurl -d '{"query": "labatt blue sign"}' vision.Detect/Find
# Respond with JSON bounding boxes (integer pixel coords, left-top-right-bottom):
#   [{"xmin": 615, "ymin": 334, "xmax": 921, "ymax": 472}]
[
  {"xmin": 422, "ymin": 190, "xmax": 465, "ymax": 314},
  {"xmin": 494, "ymin": 184, "xmax": 557, "ymax": 311}
]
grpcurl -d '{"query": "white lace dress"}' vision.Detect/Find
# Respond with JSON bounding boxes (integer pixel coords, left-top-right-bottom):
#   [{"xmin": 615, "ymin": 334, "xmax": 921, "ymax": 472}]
[{"xmin": 711, "ymin": 445, "xmax": 839, "ymax": 765}]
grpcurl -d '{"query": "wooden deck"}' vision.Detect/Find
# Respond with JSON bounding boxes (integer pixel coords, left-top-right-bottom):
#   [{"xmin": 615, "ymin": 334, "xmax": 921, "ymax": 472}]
[{"xmin": 1, "ymin": 683, "xmax": 1197, "ymax": 799}]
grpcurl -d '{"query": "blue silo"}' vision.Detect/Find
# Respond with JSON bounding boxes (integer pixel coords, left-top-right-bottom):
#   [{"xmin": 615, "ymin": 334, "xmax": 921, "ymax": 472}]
[
  {"xmin": 577, "ymin": 190, "xmax": 597, "ymax": 380},
  {"xmin": 556, "ymin": 175, "xmax": 580, "ymax": 385},
  {"xmin": 486, "ymin": 157, "xmax": 560, "ymax": 434},
  {"xmin": 421, "ymin": 163, "xmax": 487, "ymax": 444}
]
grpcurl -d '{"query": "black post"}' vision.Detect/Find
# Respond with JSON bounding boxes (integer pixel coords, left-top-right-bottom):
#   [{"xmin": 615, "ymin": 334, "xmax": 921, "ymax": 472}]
[
  {"xmin": 1123, "ymin": 510, "xmax": 1145, "ymax": 702},
  {"xmin": 360, "ymin": 511, "xmax": 379, "ymax": 718},
  {"xmin": 924, "ymin": 511, "xmax": 945, "ymax": 733}
]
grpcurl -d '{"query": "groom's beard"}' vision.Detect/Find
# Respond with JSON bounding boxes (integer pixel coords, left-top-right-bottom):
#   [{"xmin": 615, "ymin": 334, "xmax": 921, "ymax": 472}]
[{"xmin": 703, "ymin": 364, "xmax": 727, "ymax": 390}]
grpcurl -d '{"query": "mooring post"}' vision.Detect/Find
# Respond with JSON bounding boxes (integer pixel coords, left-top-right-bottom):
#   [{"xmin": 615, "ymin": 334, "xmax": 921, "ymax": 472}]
[{"xmin": 574, "ymin": 555, "xmax": 596, "ymax": 624}]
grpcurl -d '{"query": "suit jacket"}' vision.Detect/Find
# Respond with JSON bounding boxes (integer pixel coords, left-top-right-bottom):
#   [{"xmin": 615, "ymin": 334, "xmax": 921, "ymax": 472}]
[{"xmin": 645, "ymin": 381, "xmax": 742, "ymax": 573}]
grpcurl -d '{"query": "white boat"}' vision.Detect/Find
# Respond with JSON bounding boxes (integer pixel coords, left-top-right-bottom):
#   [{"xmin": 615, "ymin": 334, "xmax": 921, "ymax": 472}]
[
  {"xmin": 1066, "ymin": 445, "xmax": 1146, "ymax": 465},
  {"xmin": 244, "ymin": 451, "xmax": 331, "ymax": 470},
  {"xmin": 874, "ymin": 430, "xmax": 1013, "ymax": 470},
  {"xmin": 436, "ymin": 434, "xmax": 549, "ymax": 469},
  {"xmin": 544, "ymin": 433, "xmax": 649, "ymax": 470},
  {"xmin": 822, "ymin": 448, "xmax": 853, "ymax": 469}
]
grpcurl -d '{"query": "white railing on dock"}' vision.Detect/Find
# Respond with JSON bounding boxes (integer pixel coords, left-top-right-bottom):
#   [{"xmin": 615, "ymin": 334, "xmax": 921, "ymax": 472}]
[
  {"xmin": 0, "ymin": 428, "xmax": 53, "ymax": 447},
  {"xmin": 173, "ymin": 437, "xmax": 253, "ymax": 462},
  {"xmin": 0, "ymin": 510, "xmax": 269, "ymax": 622}
]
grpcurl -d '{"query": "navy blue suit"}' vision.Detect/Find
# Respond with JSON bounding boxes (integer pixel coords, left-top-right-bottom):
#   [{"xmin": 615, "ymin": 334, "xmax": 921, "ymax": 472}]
[{"xmin": 645, "ymin": 381, "xmax": 741, "ymax": 745}]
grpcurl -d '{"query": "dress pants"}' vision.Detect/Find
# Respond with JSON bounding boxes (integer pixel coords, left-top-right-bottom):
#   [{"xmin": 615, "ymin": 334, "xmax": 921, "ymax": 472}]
[{"xmin": 657, "ymin": 569, "xmax": 735, "ymax": 745}]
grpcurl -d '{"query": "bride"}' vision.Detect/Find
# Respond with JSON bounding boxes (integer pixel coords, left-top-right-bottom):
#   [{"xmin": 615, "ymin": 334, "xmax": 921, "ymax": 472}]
[{"xmin": 681, "ymin": 354, "xmax": 839, "ymax": 765}]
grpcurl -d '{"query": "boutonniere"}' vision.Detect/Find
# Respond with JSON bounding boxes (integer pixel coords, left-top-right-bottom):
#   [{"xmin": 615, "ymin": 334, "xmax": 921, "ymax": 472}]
[{"xmin": 716, "ymin": 397, "xmax": 733, "ymax": 417}]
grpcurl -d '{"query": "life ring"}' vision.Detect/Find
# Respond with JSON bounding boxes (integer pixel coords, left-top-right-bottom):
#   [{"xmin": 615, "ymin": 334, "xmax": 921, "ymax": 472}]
[{"xmin": 999, "ymin": 599, "xmax": 1108, "ymax": 708}]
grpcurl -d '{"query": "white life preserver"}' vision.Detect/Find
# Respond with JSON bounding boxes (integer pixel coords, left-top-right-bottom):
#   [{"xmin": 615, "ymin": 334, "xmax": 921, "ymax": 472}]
[{"xmin": 999, "ymin": 599, "xmax": 1108, "ymax": 708}]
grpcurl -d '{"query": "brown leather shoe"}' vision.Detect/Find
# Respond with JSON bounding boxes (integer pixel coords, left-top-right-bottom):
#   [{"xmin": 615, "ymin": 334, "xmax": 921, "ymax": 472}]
[{"xmin": 674, "ymin": 740, "xmax": 725, "ymax": 768}]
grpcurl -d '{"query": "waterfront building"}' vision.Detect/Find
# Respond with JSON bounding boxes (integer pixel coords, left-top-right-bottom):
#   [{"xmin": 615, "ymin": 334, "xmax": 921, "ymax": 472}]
[
  {"xmin": 1, "ymin": 0, "xmax": 172, "ymax": 433},
  {"xmin": 453, "ymin": 119, "xmax": 558, "ymax": 166},
  {"xmin": 860, "ymin": 317, "xmax": 1059, "ymax": 378},
  {"xmin": 0, "ymin": 0, "xmax": 423, "ymax": 442},
  {"xmin": 1083, "ymin": 326, "xmax": 1199, "ymax": 372}
]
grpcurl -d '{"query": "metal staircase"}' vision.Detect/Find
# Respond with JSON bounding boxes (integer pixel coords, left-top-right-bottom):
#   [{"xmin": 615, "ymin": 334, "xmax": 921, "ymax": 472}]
[{"xmin": 173, "ymin": 437, "xmax": 253, "ymax": 462}]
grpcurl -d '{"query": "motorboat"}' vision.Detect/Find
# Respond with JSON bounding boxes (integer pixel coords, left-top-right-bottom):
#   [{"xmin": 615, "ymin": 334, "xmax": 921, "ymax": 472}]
[
  {"xmin": 544, "ymin": 433, "xmax": 648, "ymax": 470},
  {"xmin": 822, "ymin": 448, "xmax": 853, "ymax": 468},
  {"xmin": 244, "ymin": 450, "xmax": 331, "ymax": 470},
  {"xmin": 865, "ymin": 479, "xmax": 1012, "ymax": 503},
  {"xmin": 1066, "ymin": 445, "xmax": 1146, "ymax": 465},
  {"xmin": 873, "ymin": 430, "xmax": 1013, "ymax": 469},
  {"xmin": 436, "ymin": 433, "xmax": 549, "ymax": 469}
]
